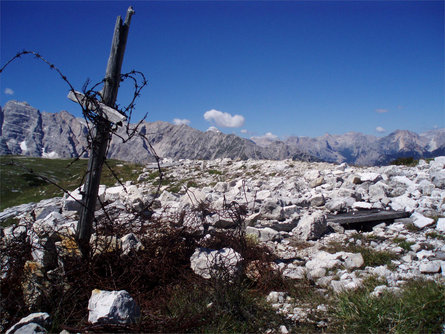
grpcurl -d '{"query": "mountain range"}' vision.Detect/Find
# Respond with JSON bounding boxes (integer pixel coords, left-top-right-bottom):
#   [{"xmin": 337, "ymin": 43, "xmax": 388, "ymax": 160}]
[{"xmin": 1, "ymin": 100, "xmax": 444, "ymax": 166}]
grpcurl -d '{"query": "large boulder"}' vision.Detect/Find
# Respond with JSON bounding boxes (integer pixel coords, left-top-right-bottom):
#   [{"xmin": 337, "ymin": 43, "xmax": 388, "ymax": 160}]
[
  {"xmin": 88, "ymin": 289, "xmax": 140, "ymax": 325},
  {"xmin": 291, "ymin": 212, "xmax": 327, "ymax": 240}
]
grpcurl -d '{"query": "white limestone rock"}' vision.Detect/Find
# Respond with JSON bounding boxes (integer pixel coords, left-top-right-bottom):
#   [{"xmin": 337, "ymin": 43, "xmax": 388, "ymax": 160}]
[
  {"xmin": 257, "ymin": 227, "xmax": 281, "ymax": 242},
  {"xmin": 370, "ymin": 285, "xmax": 401, "ymax": 297},
  {"xmin": 214, "ymin": 182, "xmax": 228, "ymax": 193},
  {"xmin": 7, "ymin": 323, "xmax": 46, "ymax": 334},
  {"xmin": 325, "ymin": 197, "xmax": 355, "ymax": 212},
  {"xmin": 419, "ymin": 261, "xmax": 441, "ymax": 273},
  {"xmin": 292, "ymin": 211, "xmax": 327, "ymax": 241},
  {"xmin": 282, "ymin": 265, "xmax": 306, "ymax": 279},
  {"xmin": 88, "ymin": 289, "xmax": 140, "ymax": 324},
  {"xmin": 256, "ymin": 190, "xmax": 272, "ymax": 201},
  {"xmin": 411, "ymin": 212, "xmax": 435, "ymax": 229},
  {"xmin": 431, "ymin": 171, "xmax": 445, "ymax": 189},
  {"xmin": 104, "ymin": 185, "xmax": 124, "ymax": 203},
  {"xmin": 331, "ymin": 279, "xmax": 361, "ymax": 293},
  {"xmin": 305, "ymin": 251, "xmax": 341, "ymax": 271},
  {"xmin": 436, "ymin": 218, "xmax": 445, "ymax": 232},
  {"xmin": 310, "ymin": 195, "xmax": 325, "ymax": 207},
  {"xmin": 266, "ymin": 291, "xmax": 287, "ymax": 303},
  {"xmin": 358, "ymin": 172, "xmax": 382, "ymax": 183},
  {"xmin": 368, "ymin": 181, "xmax": 388, "ymax": 201},
  {"xmin": 190, "ymin": 247, "xmax": 242, "ymax": 279},
  {"xmin": 352, "ymin": 202, "xmax": 373, "ymax": 210},
  {"xmin": 390, "ymin": 195, "xmax": 418, "ymax": 212},
  {"xmin": 304, "ymin": 169, "xmax": 320, "ymax": 181},
  {"xmin": 62, "ymin": 187, "xmax": 83, "ymax": 213},
  {"xmin": 307, "ymin": 267, "xmax": 327, "ymax": 280},
  {"xmin": 121, "ymin": 233, "xmax": 143, "ymax": 255},
  {"xmin": 6, "ymin": 312, "xmax": 50, "ymax": 334},
  {"xmin": 260, "ymin": 200, "xmax": 284, "ymax": 220},
  {"xmin": 342, "ymin": 252, "xmax": 364, "ymax": 269}
]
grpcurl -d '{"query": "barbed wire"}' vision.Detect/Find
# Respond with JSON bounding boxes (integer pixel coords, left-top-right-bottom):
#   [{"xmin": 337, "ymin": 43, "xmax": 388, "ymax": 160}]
[{"xmin": 0, "ymin": 50, "xmax": 163, "ymax": 232}]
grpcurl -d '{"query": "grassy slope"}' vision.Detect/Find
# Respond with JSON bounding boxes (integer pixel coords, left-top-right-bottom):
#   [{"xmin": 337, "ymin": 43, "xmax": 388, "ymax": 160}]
[{"xmin": 0, "ymin": 155, "xmax": 143, "ymax": 211}]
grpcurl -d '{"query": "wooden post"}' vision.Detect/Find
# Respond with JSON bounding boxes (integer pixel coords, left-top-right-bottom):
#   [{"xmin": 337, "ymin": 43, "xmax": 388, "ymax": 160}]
[{"xmin": 76, "ymin": 7, "xmax": 135, "ymax": 257}]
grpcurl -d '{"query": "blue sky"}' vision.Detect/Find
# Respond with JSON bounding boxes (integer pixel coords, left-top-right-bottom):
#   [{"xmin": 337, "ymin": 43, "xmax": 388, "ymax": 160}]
[{"xmin": 1, "ymin": 1, "xmax": 444, "ymax": 139}]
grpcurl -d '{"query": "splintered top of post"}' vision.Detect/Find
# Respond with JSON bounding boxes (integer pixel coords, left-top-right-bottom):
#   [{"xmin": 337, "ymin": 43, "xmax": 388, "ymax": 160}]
[
  {"xmin": 125, "ymin": 6, "xmax": 135, "ymax": 26},
  {"xmin": 101, "ymin": 6, "xmax": 135, "ymax": 107}
]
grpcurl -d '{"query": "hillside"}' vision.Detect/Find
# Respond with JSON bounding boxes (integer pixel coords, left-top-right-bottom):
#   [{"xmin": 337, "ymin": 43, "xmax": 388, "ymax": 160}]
[{"xmin": 1, "ymin": 156, "xmax": 444, "ymax": 332}]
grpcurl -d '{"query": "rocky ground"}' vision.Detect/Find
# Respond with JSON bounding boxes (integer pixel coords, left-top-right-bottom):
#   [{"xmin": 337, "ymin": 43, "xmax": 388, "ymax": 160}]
[{"xmin": 1, "ymin": 156, "xmax": 444, "ymax": 333}]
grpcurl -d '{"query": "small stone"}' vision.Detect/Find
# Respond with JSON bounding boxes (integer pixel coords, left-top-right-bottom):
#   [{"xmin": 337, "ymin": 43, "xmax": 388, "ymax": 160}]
[
  {"xmin": 266, "ymin": 291, "xmax": 287, "ymax": 303},
  {"xmin": 310, "ymin": 195, "xmax": 325, "ymax": 207},
  {"xmin": 353, "ymin": 202, "xmax": 373, "ymax": 210},
  {"xmin": 8, "ymin": 323, "xmax": 47, "ymax": 334},
  {"xmin": 282, "ymin": 266, "xmax": 306, "ymax": 280},
  {"xmin": 307, "ymin": 267, "xmax": 326, "ymax": 280},
  {"xmin": 317, "ymin": 304, "xmax": 328, "ymax": 312},
  {"xmin": 121, "ymin": 233, "xmax": 143, "ymax": 255},
  {"xmin": 331, "ymin": 279, "xmax": 360, "ymax": 293},
  {"xmin": 310, "ymin": 176, "xmax": 325, "ymax": 188},
  {"xmin": 416, "ymin": 250, "xmax": 434, "ymax": 260},
  {"xmin": 258, "ymin": 227, "xmax": 281, "ymax": 242},
  {"xmin": 436, "ymin": 218, "xmax": 445, "ymax": 232},
  {"xmin": 306, "ymin": 251, "xmax": 341, "ymax": 271},
  {"xmin": 6, "ymin": 312, "xmax": 50, "ymax": 334},
  {"xmin": 190, "ymin": 247, "xmax": 242, "ymax": 279},
  {"xmin": 370, "ymin": 285, "xmax": 401, "ymax": 297},
  {"xmin": 419, "ymin": 261, "xmax": 441, "ymax": 273},
  {"xmin": 343, "ymin": 253, "xmax": 364, "ymax": 269},
  {"xmin": 279, "ymin": 325, "xmax": 289, "ymax": 334},
  {"xmin": 411, "ymin": 212, "xmax": 434, "ymax": 229},
  {"xmin": 359, "ymin": 172, "xmax": 382, "ymax": 183}
]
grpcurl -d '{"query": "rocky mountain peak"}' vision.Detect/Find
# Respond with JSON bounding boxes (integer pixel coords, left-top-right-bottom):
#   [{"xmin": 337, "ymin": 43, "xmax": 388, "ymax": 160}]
[{"xmin": 1, "ymin": 100, "xmax": 444, "ymax": 165}]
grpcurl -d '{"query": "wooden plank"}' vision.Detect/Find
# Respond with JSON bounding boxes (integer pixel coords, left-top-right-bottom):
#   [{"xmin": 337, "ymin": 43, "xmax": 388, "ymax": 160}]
[
  {"xmin": 327, "ymin": 210, "xmax": 410, "ymax": 225},
  {"xmin": 67, "ymin": 90, "xmax": 126, "ymax": 124}
]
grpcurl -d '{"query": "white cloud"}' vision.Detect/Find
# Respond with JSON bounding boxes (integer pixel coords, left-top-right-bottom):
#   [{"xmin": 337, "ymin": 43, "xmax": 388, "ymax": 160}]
[
  {"xmin": 206, "ymin": 126, "xmax": 220, "ymax": 133},
  {"xmin": 250, "ymin": 132, "xmax": 280, "ymax": 142},
  {"xmin": 375, "ymin": 108, "xmax": 389, "ymax": 113},
  {"xmin": 240, "ymin": 129, "xmax": 248, "ymax": 134},
  {"xmin": 250, "ymin": 132, "xmax": 280, "ymax": 147},
  {"xmin": 173, "ymin": 118, "xmax": 190, "ymax": 126},
  {"xmin": 4, "ymin": 88, "xmax": 14, "ymax": 95},
  {"xmin": 204, "ymin": 109, "xmax": 245, "ymax": 128},
  {"xmin": 260, "ymin": 132, "xmax": 279, "ymax": 140},
  {"xmin": 376, "ymin": 126, "xmax": 386, "ymax": 133}
]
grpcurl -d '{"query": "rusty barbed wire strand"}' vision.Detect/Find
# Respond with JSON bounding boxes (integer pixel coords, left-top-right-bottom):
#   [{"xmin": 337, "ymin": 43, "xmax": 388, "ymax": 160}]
[{"xmin": 0, "ymin": 50, "xmax": 164, "ymax": 225}]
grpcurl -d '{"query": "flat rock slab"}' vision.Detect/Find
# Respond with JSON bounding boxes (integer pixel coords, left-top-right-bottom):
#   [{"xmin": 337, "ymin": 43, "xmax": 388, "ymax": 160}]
[{"xmin": 327, "ymin": 210, "xmax": 410, "ymax": 226}]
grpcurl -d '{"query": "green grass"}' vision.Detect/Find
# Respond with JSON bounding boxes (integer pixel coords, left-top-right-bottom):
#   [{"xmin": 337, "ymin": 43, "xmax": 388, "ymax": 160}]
[
  {"xmin": 165, "ymin": 280, "xmax": 289, "ymax": 333},
  {"xmin": 0, "ymin": 217, "xmax": 19, "ymax": 228},
  {"xmin": 426, "ymin": 231, "xmax": 445, "ymax": 241},
  {"xmin": 0, "ymin": 155, "xmax": 143, "ymax": 211},
  {"xmin": 392, "ymin": 237, "xmax": 415, "ymax": 251},
  {"xmin": 389, "ymin": 157, "xmax": 419, "ymax": 167},
  {"xmin": 351, "ymin": 232, "xmax": 386, "ymax": 243},
  {"xmin": 329, "ymin": 279, "xmax": 445, "ymax": 333},
  {"xmin": 208, "ymin": 169, "xmax": 223, "ymax": 175},
  {"xmin": 323, "ymin": 241, "xmax": 399, "ymax": 268},
  {"xmin": 406, "ymin": 223, "xmax": 421, "ymax": 232}
]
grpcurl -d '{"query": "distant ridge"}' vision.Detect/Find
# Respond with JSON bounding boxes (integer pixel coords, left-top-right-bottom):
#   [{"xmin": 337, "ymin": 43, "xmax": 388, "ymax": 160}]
[{"xmin": 1, "ymin": 100, "xmax": 444, "ymax": 166}]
